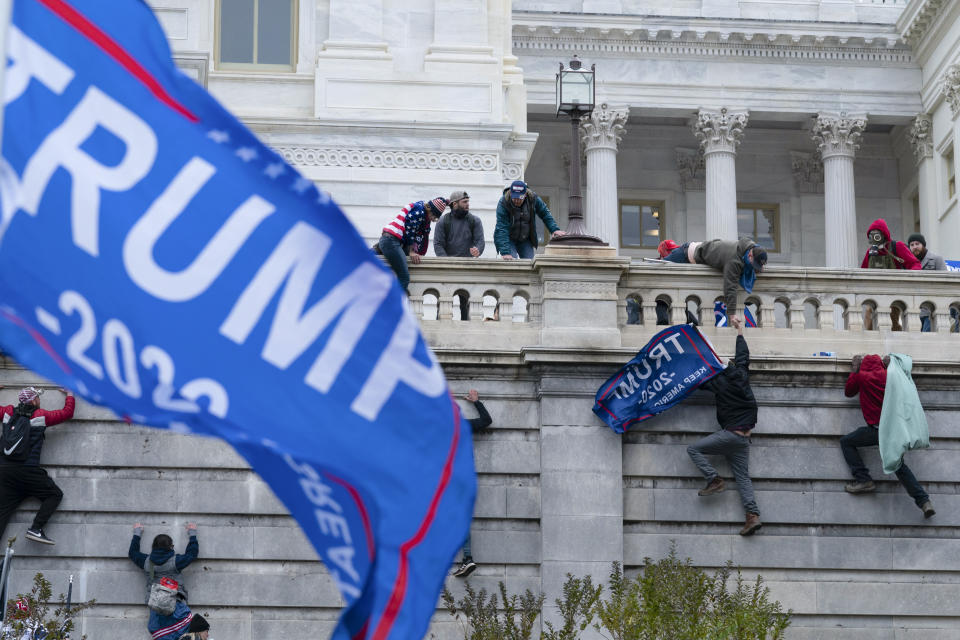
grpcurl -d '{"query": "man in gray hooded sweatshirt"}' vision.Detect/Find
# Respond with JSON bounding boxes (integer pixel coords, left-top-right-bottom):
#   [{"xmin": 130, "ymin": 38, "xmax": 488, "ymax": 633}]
[{"xmin": 435, "ymin": 190, "xmax": 485, "ymax": 319}]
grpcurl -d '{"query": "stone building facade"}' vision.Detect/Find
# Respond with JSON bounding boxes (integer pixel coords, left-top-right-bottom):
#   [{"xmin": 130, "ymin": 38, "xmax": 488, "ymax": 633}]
[{"xmin": 3, "ymin": 1, "xmax": 960, "ymax": 639}]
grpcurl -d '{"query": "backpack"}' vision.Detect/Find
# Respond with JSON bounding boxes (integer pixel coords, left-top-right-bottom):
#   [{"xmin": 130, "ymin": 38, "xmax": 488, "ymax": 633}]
[
  {"xmin": 1, "ymin": 412, "xmax": 32, "ymax": 462},
  {"xmin": 146, "ymin": 562, "xmax": 179, "ymax": 615}
]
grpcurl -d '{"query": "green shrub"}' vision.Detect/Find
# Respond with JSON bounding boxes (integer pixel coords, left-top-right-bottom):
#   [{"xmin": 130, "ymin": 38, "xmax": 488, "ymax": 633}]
[
  {"xmin": 442, "ymin": 581, "xmax": 544, "ymax": 640},
  {"xmin": 440, "ymin": 545, "xmax": 791, "ymax": 640},
  {"xmin": 593, "ymin": 546, "xmax": 791, "ymax": 640}
]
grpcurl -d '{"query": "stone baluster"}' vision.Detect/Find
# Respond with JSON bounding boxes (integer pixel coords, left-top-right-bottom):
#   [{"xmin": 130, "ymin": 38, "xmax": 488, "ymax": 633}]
[
  {"xmin": 817, "ymin": 304, "xmax": 834, "ymax": 331},
  {"xmin": 846, "ymin": 302, "xmax": 863, "ymax": 332},
  {"xmin": 789, "ymin": 303, "xmax": 805, "ymax": 330},
  {"xmin": 760, "ymin": 303, "xmax": 776, "ymax": 329},
  {"xmin": 438, "ymin": 295, "xmax": 454, "ymax": 321},
  {"xmin": 410, "ymin": 293, "xmax": 424, "ymax": 318},
  {"xmin": 812, "ymin": 112, "xmax": 866, "ymax": 268},
  {"xmin": 694, "ymin": 108, "xmax": 749, "ymax": 240},
  {"xmin": 642, "ymin": 300, "xmax": 658, "ymax": 327},
  {"xmin": 469, "ymin": 295, "xmax": 484, "ymax": 322},
  {"xmin": 671, "ymin": 303, "xmax": 687, "ymax": 325},
  {"xmin": 877, "ymin": 305, "xmax": 893, "ymax": 331},
  {"xmin": 499, "ymin": 296, "xmax": 514, "ymax": 322},
  {"xmin": 936, "ymin": 307, "xmax": 953, "ymax": 334},
  {"xmin": 581, "ymin": 103, "xmax": 629, "ymax": 249}
]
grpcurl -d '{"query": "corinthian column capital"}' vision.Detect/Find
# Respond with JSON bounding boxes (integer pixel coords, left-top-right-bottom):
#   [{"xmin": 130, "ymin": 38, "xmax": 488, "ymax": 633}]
[
  {"xmin": 943, "ymin": 64, "xmax": 960, "ymax": 117},
  {"xmin": 811, "ymin": 112, "xmax": 867, "ymax": 159},
  {"xmin": 908, "ymin": 113, "xmax": 934, "ymax": 163},
  {"xmin": 580, "ymin": 103, "xmax": 629, "ymax": 152},
  {"xmin": 693, "ymin": 107, "xmax": 749, "ymax": 154}
]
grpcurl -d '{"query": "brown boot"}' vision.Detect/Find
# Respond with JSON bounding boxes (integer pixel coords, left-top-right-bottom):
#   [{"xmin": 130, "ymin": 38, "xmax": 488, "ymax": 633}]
[
  {"xmin": 698, "ymin": 477, "xmax": 725, "ymax": 496},
  {"xmin": 739, "ymin": 513, "xmax": 762, "ymax": 536}
]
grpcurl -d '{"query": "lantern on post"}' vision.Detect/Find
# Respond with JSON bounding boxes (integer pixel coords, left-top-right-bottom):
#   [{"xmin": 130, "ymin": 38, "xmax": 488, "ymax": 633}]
[{"xmin": 552, "ymin": 56, "xmax": 607, "ymax": 246}]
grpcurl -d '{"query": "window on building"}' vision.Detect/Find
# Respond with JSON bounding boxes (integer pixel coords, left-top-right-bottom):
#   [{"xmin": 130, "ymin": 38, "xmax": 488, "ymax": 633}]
[
  {"xmin": 217, "ymin": 0, "xmax": 297, "ymax": 71},
  {"xmin": 620, "ymin": 200, "xmax": 665, "ymax": 248},
  {"xmin": 946, "ymin": 147, "xmax": 956, "ymax": 199},
  {"xmin": 737, "ymin": 203, "xmax": 779, "ymax": 252}
]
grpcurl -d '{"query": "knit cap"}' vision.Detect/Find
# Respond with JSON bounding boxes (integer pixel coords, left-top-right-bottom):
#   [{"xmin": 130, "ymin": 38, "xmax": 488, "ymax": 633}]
[
  {"xmin": 907, "ymin": 233, "xmax": 926, "ymax": 247},
  {"xmin": 18, "ymin": 387, "xmax": 42, "ymax": 404},
  {"xmin": 426, "ymin": 197, "xmax": 448, "ymax": 217}
]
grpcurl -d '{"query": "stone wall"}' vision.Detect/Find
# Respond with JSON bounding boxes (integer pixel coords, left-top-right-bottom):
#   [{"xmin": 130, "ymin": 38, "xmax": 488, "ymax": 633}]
[{"xmin": 3, "ymin": 257, "xmax": 960, "ymax": 639}]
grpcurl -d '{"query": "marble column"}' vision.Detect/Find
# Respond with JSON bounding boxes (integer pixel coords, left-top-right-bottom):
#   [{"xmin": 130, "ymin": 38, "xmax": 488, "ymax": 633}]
[
  {"xmin": 581, "ymin": 103, "xmax": 629, "ymax": 249},
  {"xmin": 694, "ymin": 108, "xmax": 748, "ymax": 241},
  {"xmin": 908, "ymin": 113, "xmax": 935, "ymax": 237},
  {"xmin": 811, "ymin": 112, "xmax": 866, "ymax": 269}
]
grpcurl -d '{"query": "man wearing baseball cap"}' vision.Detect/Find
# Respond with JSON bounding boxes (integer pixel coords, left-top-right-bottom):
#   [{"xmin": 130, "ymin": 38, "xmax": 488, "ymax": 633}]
[
  {"xmin": 0, "ymin": 385, "xmax": 75, "ymax": 545},
  {"xmin": 493, "ymin": 180, "xmax": 565, "ymax": 259},
  {"xmin": 434, "ymin": 191, "xmax": 485, "ymax": 319}
]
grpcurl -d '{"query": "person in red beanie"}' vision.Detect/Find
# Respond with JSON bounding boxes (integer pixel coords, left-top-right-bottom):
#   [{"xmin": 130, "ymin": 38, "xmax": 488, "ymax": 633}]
[{"xmin": 657, "ymin": 239, "xmax": 679, "ymax": 258}]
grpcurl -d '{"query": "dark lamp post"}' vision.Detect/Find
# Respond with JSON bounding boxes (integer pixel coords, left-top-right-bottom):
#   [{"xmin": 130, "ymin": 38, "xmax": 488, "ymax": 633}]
[{"xmin": 551, "ymin": 56, "xmax": 607, "ymax": 247}]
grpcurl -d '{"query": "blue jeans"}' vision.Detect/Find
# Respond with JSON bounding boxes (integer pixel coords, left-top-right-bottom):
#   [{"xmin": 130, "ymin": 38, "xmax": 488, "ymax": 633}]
[
  {"xmin": 461, "ymin": 531, "xmax": 472, "ymax": 560},
  {"xmin": 378, "ymin": 233, "xmax": 410, "ymax": 292},
  {"xmin": 840, "ymin": 425, "xmax": 929, "ymax": 507},
  {"xmin": 505, "ymin": 239, "xmax": 535, "ymax": 259},
  {"xmin": 663, "ymin": 242, "xmax": 691, "ymax": 263}
]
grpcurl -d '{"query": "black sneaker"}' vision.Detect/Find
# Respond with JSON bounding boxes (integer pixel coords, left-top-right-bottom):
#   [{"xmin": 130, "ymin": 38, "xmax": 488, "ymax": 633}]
[
  {"xmin": 453, "ymin": 558, "xmax": 476, "ymax": 578},
  {"xmin": 25, "ymin": 528, "xmax": 55, "ymax": 545}
]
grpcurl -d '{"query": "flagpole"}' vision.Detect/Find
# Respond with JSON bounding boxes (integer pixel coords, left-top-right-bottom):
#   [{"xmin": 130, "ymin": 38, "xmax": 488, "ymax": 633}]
[{"xmin": 0, "ymin": 0, "xmax": 12, "ymax": 151}]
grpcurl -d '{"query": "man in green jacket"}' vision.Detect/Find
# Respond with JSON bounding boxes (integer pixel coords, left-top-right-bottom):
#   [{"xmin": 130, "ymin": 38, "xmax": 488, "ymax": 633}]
[
  {"xmin": 662, "ymin": 237, "xmax": 767, "ymax": 323},
  {"xmin": 494, "ymin": 180, "xmax": 565, "ymax": 259}
]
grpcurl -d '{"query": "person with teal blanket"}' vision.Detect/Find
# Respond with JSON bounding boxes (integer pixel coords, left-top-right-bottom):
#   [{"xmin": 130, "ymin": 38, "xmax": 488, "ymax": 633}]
[{"xmin": 840, "ymin": 354, "xmax": 935, "ymax": 518}]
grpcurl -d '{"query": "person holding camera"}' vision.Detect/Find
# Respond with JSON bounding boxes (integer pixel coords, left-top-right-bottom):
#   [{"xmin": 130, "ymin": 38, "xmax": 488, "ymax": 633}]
[
  {"xmin": 860, "ymin": 219, "xmax": 919, "ymax": 270},
  {"xmin": 859, "ymin": 219, "xmax": 919, "ymax": 330}
]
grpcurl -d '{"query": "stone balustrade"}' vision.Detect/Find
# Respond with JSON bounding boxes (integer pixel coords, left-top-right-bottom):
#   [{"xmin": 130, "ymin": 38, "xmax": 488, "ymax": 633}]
[{"xmin": 407, "ymin": 255, "xmax": 959, "ymax": 359}]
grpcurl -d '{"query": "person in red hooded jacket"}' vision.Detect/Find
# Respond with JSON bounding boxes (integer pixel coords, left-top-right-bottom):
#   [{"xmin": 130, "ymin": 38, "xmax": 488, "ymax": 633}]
[
  {"xmin": 839, "ymin": 354, "xmax": 935, "ymax": 518},
  {"xmin": 860, "ymin": 219, "xmax": 920, "ymax": 270},
  {"xmin": 860, "ymin": 219, "xmax": 920, "ymax": 330}
]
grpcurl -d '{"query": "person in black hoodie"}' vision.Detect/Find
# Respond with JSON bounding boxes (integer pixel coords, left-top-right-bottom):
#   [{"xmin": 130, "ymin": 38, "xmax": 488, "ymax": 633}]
[
  {"xmin": 452, "ymin": 389, "xmax": 492, "ymax": 578},
  {"xmin": 686, "ymin": 316, "xmax": 762, "ymax": 536},
  {"xmin": 129, "ymin": 522, "xmax": 199, "ymax": 640}
]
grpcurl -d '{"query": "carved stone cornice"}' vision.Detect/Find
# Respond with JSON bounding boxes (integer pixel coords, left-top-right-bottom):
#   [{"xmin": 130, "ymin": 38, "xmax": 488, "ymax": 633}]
[
  {"xmin": 513, "ymin": 25, "xmax": 912, "ymax": 65},
  {"xmin": 811, "ymin": 112, "xmax": 866, "ymax": 160},
  {"xmin": 943, "ymin": 65, "xmax": 960, "ymax": 117},
  {"xmin": 580, "ymin": 103, "xmax": 629, "ymax": 152},
  {"xmin": 908, "ymin": 114, "xmax": 934, "ymax": 163},
  {"xmin": 693, "ymin": 108, "xmax": 748, "ymax": 155},
  {"xmin": 900, "ymin": 0, "xmax": 949, "ymax": 48},
  {"xmin": 675, "ymin": 147, "xmax": 705, "ymax": 191},
  {"xmin": 790, "ymin": 150, "xmax": 824, "ymax": 194},
  {"xmin": 276, "ymin": 147, "xmax": 499, "ymax": 171}
]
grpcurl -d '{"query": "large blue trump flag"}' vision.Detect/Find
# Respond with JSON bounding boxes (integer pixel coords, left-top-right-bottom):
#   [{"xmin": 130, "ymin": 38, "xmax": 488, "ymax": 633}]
[
  {"xmin": 0, "ymin": 1, "xmax": 475, "ymax": 638},
  {"xmin": 594, "ymin": 325, "xmax": 724, "ymax": 433}
]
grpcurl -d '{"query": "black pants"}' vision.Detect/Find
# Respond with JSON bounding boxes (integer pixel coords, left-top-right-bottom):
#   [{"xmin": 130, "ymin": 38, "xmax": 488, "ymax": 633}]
[
  {"xmin": 840, "ymin": 425, "xmax": 929, "ymax": 507},
  {"xmin": 0, "ymin": 466, "xmax": 63, "ymax": 534}
]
